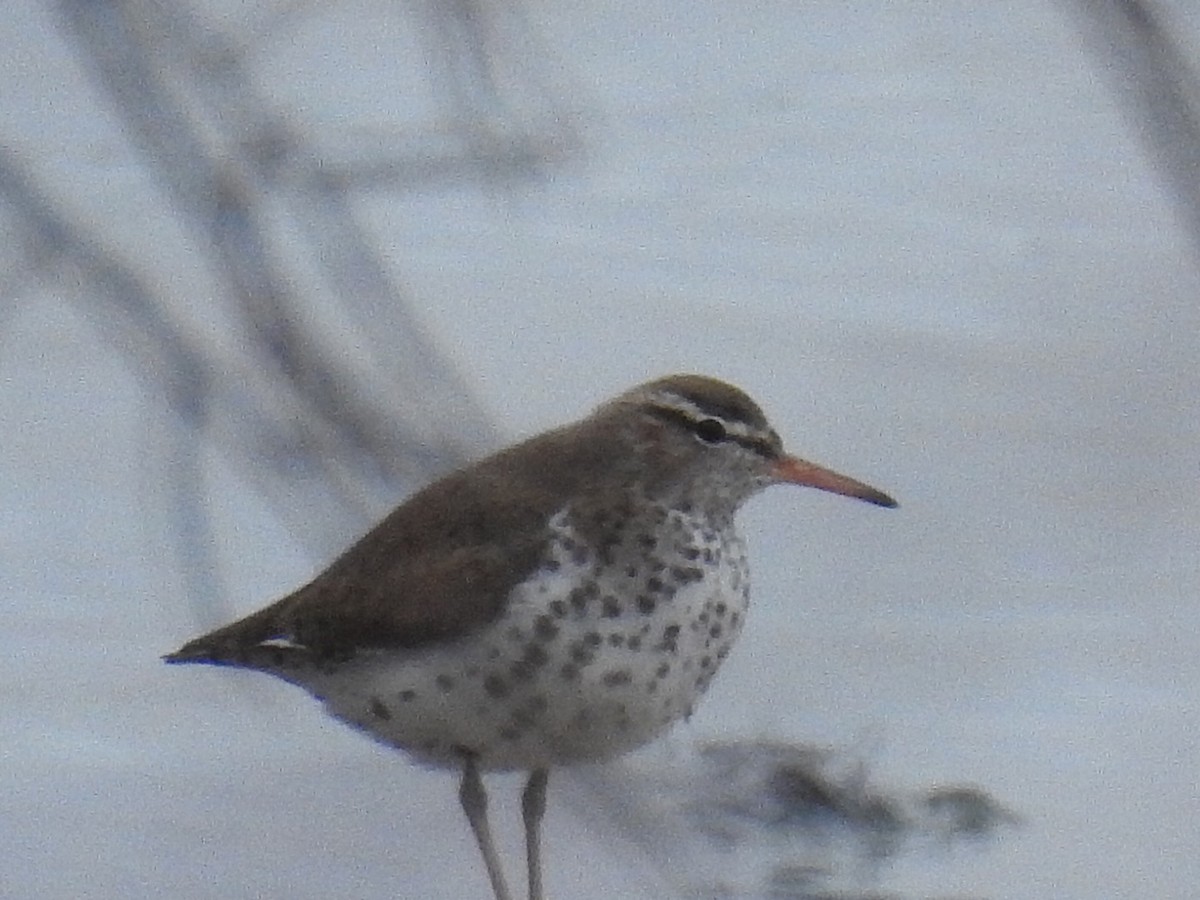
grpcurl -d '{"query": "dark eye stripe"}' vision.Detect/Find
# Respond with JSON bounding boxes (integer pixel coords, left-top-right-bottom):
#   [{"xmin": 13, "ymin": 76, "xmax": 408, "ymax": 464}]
[{"xmin": 644, "ymin": 405, "xmax": 777, "ymax": 459}]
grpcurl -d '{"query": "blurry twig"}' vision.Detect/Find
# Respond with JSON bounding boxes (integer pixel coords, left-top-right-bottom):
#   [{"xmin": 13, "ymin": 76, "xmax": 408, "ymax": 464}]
[
  {"xmin": 0, "ymin": 146, "xmax": 337, "ymax": 614},
  {"xmin": 1062, "ymin": 0, "xmax": 1200, "ymax": 259},
  {"xmin": 411, "ymin": 0, "xmax": 587, "ymax": 174},
  {"xmin": 60, "ymin": 0, "xmax": 498, "ymax": 505},
  {"xmin": 22, "ymin": 0, "xmax": 587, "ymax": 622}
]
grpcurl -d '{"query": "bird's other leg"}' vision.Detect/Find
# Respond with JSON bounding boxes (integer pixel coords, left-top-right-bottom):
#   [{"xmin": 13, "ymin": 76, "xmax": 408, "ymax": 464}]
[
  {"xmin": 459, "ymin": 755, "xmax": 513, "ymax": 900},
  {"xmin": 521, "ymin": 768, "xmax": 549, "ymax": 900}
]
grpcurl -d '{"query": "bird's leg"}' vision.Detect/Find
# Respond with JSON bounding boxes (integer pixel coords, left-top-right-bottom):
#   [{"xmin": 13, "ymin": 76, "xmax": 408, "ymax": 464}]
[
  {"xmin": 459, "ymin": 756, "xmax": 513, "ymax": 900},
  {"xmin": 521, "ymin": 768, "xmax": 549, "ymax": 900}
]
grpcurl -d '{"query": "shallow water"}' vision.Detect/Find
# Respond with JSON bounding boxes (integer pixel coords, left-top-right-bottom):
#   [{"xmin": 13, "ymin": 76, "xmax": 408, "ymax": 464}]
[{"xmin": 2, "ymin": 1, "xmax": 1198, "ymax": 898}]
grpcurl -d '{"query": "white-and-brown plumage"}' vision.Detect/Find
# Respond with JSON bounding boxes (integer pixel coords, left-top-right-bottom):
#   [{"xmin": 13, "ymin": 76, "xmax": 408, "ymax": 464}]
[{"xmin": 166, "ymin": 374, "xmax": 895, "ymax": 900}]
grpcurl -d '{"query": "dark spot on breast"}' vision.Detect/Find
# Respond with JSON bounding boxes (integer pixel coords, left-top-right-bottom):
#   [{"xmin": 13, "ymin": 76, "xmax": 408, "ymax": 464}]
[
  {"xmin": 543, "ymin": 558, "xmax": 561, "ymax": 572},
  {"xmin": 483, "ymin": 674, "xmax": 509, "ymax": 698},
  {"xmin": 569, "ymin": 643, "xmax": 594, "ymax": 665},
  {"xmin": 646, "ymin": 576, "xmax": 664, "ymax": 594},
  {"xmin": 511, "ymin": 644, "xmax": 549, "ymax": 681},
  {"xmin": 602, "ymin": 670, "xmax": 632, "ymax": 687},
  {"xmin": 602, "ymin": 596, "xmax": 622, "ymax": 618},
  {"xmin": 584, "ymin": 632, "xmax": 602, "ymax": 648},
  {"xmin": 511, "ymin": 704, "xmax": 541, "ymax": 728},
  {"xmin": 637, "ymin": 595, "xmax": 656, "ymax": 615},
  {"xmin": 682, "ymin": 546, "xmax": 701, "ymax": 561},
  {"xmin": 656, "ymin": 623, "xmax": 681, "ymax": 653},
  {"xmin": 638, "ymin": 534, "xmax": 657, "ymax": 550},
  {"xmin": 671, "ymin": 566, "xmax": 704, "ymax": 584},
  {"xmin": 608, "ymin": 633, "xmax": 625, "ymax": 647},
  {"xmin": 709, "ymin": 625, "xmax": 723, "ymax": 639},
  {"xmin": 714, "ymin": 602, "xmax": 728, "ymax": 617},
  {"xmin": 436, "ymin": 674, "xmax": 455, "ymax": 692},
  {"xmin": 655, "ymin": 662, "xmax": 671, "ymax": 679},
  {"xmin": 598, "ymin": 543, "xmax": 617, "ymax": 566},
  {"xmin": 370, "ymin": 697, "xmax": 391, "ymax": 721},
  {"xmin": 534, "ymin": 615, "xmax": 560, "ymax": 642},
  {"xmin": 549, "ymin": 600, "xmax": 568, "ymax": 618},
  {"xmin": 560, "ymin": 663, "xmax": 580, "ymax": 681},
  {"xmin": 569, "ymin": 583, "xmax": 597, "ymax": 613},
  {"xmin": 627, "ymin": 635, "xmax": 642, "ymax": 651},
  {"xmin": 399, "ymin": 689, "xmax": 417, "ymax": 702},
  {"xmin": 527, "ymin": 644, "xmax": 550, "ymax": 666}
]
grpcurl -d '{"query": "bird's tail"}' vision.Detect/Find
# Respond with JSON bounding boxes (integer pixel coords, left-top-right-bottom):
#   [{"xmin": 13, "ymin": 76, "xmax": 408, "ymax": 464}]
[{"xmin": 163, "ymin": 603, "xmax": 291, "ymax": 667}]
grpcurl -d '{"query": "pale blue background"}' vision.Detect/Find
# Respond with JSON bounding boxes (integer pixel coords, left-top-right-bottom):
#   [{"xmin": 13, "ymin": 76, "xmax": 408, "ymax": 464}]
[{"xmin": 2, "ymin": 2, "xmax": 1197, "ymax": 898}]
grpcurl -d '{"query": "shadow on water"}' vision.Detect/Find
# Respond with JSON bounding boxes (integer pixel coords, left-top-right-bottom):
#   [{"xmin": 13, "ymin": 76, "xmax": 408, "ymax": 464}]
[{"xmin": 678, "ymin": 739, "xmax": 1020, "ymax": 900}]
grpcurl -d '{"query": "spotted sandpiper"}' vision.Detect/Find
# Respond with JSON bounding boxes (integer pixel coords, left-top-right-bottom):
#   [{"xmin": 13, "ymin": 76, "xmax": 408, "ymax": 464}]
[{"xmin": 165, "ymin": 374, "xmax": 895, "ymax": 900}]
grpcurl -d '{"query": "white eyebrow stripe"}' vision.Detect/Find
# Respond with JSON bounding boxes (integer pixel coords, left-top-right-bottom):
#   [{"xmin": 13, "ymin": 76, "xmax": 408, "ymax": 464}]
[{"xmin": 645, "ymin": 392, "xmax": 759, "ymax": 441}]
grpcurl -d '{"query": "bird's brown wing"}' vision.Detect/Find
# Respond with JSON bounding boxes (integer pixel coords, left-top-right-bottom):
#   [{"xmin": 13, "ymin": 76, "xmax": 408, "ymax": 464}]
[
  {"xmin": 279, "ymin": 534, "xmax": 546, "ymax": 658},
  {"xmin": 164, "ymin": 423, "xmax": 603, "ymax": 667}
]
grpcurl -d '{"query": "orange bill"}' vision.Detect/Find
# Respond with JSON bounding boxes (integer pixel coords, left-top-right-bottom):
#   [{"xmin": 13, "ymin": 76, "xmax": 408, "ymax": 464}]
[{"xmin": 771, "ymin": 455, "xmax": 897, "ymax": 508}]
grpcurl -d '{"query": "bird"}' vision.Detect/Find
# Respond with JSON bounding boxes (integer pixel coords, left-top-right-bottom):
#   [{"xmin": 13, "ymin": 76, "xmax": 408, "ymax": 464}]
[{"xmin": 164, "ymin": 374, "xmax": 896, "ymax": 900}]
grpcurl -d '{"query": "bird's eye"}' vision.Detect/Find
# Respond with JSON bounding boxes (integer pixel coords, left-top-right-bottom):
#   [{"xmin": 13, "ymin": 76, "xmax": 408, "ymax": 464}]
[{"xmin": 693, "ymin": 417, "xmax": 727, "ymax": 444}]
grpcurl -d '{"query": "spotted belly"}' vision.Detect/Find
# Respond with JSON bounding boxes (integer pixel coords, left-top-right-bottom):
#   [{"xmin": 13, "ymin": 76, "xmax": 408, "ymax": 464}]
[{"xmin": 312, "ymin": 511, "xmax": 751, "ymax": 771}]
